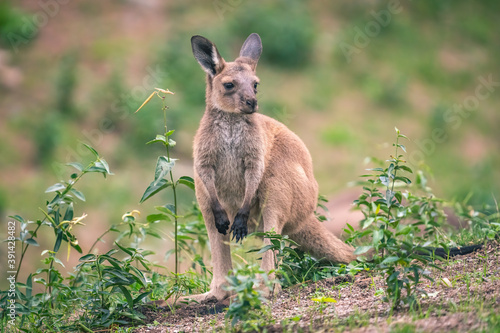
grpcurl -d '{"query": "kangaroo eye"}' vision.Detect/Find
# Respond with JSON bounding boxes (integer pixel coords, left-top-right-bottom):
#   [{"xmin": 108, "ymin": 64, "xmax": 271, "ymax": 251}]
[
  {"xmin": 223, "ymin": 82, "xmax": 234, "ymax": 90},
  {"xmin": 254, "ymin": 82, "xmax": 259, "ymax": 90}
]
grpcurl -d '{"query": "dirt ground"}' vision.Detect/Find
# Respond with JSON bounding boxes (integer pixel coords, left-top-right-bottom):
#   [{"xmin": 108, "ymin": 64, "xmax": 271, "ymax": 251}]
[{"xmin": 132, "ymin": 241, "xmax": 500, "ymax": 332}]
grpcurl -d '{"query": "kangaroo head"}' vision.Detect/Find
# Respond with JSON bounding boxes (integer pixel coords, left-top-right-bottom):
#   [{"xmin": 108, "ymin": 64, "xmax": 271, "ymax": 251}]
[{"xmin": 191, "ymin": 33, "xmax": 262, "ymax": 114}]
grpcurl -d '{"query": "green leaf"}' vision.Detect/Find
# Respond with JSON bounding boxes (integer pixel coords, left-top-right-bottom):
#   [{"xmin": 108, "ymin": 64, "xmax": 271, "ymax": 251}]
[
  {"xmin": 79, "ymin": 254, "xmax": 96, "ymax": 261},
  {"xmin": 363, "ymin": 217, "xmax": 375, "ymax": 229},
  {"xmin": 72, "ymin": 243, "xmax": 83, "ymax": 253},
  {"xmin": 115, "ymin": 242, "xmax": 134, "ymax": 256},
  {"xmin": 67, "ymin": 162, "xmax": 83, "ymax": 172},
  {"xmin": 99, "ymin": 158, "xmax": 112, "ymax": 175},
  {"xmin": 354, "ymin": 246, "xmax": 372, "ymax": 255},
  {"xmin": 397, "ymin": 165, "xmax": 413, "ymax": 173},
  {"xmin": 146, "ymin": 134, "xmax": 167, "ymax": 145},
  {"xmin": 9, "ymin": 215, "xmax": 25, "ymax": 223},
  {"xmin": 118, "ymin": 285, "xmax": 134, "ymax": 309},
  {"xmin": 398, "ymin": 133, "xmax": 409, "ymax": 140},
  {"xmin": 139, "ymin": 179, "xmax": 172, "ymax": 203},
  {"xmin": 53, "ymin": 231, "xmax": 63, "ymax": 252},
  {"xmin": 70, "ymin": 188, "xmax": 86, "ymax": 202},
  {"xmin": 165, "ymin": 129, "xmax": 175, "ymax": 137},
  {"xmin": 82, "ymin": 142, "xmax": 99, "ymax": 158},
  {"xmin": 177, "ymin": 176, "xmax": 195, "ymax": 191},
  {"xmin": 155, "ymin": 204, "xmax": 176, "ymax": 216},
  {"xmin": 372, "ymin": 229, "xmax": 383, "ymax": 245},
  {"xmin": 387, "ymin": 163, "xmax": 395, "ymax": 178},
  {"xmin": 53, "ymin": 257, "xmax": 65, "ymax": 267},
  {"xmin": 146, "ymin": 230, "xmax": 162, "ymax": 239},
  {"xmin": 45, "ymin": 183, "xmax": 66, "ymax": 193},
  {"xmin": 63, "ymin": 204, "xmax": 74, "ymax": 221},
  {"xmin": 26, "ymin": 274, "xmax": 32, "ymax": 299},
  {"xmin": 147, "ymin": 213, "xmax": 170, "ymax": 223},
  {"xmin": 24, "ymin": 238, "xmax": 39, "ymax": 246},
  {"xmin": 381, "ymin": 256, "xmax": 400, "ymax": 264},
  {"xmin": 395, "ymin": 176, "xmax": 412, "ymax": 184},
  {"xmin": 133, "ymin": 291, "xmax": 151, "ymax": 305},
  {"xmin": 154, "ymin": 156, "xmax": 175, "ymax": 186}
]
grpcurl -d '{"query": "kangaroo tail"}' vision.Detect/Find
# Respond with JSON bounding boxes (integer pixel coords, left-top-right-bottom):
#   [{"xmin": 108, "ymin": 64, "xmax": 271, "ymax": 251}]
[
  {"xmin": 421, "ymin": 244, "xmax": 483, "ymax": 259},
  {"xmin": 287, "ymin": 214, "xmax": 356, "ymax": 264}
]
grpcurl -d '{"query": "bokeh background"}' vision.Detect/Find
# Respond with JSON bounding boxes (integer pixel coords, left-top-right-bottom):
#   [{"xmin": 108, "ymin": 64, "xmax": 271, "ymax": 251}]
[{"xmin": 1, "ymin": 0, "xmax": 499, "ymax": 278}]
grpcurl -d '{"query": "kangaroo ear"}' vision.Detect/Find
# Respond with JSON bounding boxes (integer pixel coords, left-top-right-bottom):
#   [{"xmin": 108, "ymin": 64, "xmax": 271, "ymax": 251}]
[
  {"xmin": 239, "ymin": 33, "xmax": 262, "ymax": 65},
  {"xmin": 191, "ymin": 35, "xmax": 225, "ymax": 76}
]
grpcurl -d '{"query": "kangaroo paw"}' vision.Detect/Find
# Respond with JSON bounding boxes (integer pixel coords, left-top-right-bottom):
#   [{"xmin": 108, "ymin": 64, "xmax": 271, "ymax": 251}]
[
  {"xmin": 231, "ymin": 210, "xmax": 249, "ymax": 243},
  {"xmin": 213, "ymin": 208, "xmax": 230, "ymax": 235}
]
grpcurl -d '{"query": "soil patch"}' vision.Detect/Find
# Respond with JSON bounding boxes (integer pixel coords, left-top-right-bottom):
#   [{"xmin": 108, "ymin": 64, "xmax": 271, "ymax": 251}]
[{"xmin": 134, "ymin": 241, "xmax": 499, "ymax": 332}]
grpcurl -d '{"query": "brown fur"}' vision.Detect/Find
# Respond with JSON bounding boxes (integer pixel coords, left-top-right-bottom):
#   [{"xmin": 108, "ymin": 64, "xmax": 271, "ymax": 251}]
[{"xmin": 189, "ymin": 33, "xmax": 356, "ymax": 302}]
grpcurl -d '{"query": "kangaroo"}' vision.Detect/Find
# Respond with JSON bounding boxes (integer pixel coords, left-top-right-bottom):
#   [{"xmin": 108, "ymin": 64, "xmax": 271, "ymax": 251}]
[{"xmin": 190, "ymin": 33, "xmax": 356, "ymax": 302}]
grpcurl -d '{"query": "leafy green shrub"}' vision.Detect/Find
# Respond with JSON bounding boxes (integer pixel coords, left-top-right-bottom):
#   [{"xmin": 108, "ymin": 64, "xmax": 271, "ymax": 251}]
[
  {"xmin": 452, "ymin": 199, "xmax": 500, "ymax": 245},
  {"xmin": 0, "ymin": 90, "xmax": 208, "ymax": 330},
  {"xmin": 345, "ymin": 128, "xmax": 446, "ymax": 309},
  {"xmin": 224, "ymin": 263, "xmax": 274, "ymax": 330},
  {"xmin": 75, "ymin": 245, "xmax": 151, "ymax": 327}
]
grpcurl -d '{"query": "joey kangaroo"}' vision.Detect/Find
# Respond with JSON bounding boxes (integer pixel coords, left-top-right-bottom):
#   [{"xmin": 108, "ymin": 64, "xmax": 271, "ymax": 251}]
[{"xmin": 190, "ymin": 33, "xmax": 356, "ymax": 302}]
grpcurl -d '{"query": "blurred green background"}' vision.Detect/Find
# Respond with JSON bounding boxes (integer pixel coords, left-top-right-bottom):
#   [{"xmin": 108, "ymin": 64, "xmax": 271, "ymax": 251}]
[{"xmin": 1, "ymin": 0, "xmax": 499, "ymax": 266}]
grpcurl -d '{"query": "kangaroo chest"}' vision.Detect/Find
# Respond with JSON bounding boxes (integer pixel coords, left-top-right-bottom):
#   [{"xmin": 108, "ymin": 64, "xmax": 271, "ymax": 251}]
[{"xmin": 211, "ymin": 116, "xmax": 256, "ymax": 205}]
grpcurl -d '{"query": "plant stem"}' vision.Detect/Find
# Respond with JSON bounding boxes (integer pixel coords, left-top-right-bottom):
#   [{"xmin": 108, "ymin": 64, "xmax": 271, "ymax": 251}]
[
  {"xmin": 161, "ymin": 98, "xmax": 179, "ymax": 278},
  {"xmin": 16, "ymin": 223, "xmax": 41, "ymax": 281},
  {"xmin": 386, "ymin": 135, "xmax": 400, "ymax": 223}
]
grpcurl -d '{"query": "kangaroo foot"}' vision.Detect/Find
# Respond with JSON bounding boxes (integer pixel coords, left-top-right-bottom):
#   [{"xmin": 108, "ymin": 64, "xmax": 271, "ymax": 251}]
[{"xmin": 150, "ymin": 289, "xmax": 231, "ymax": 310}]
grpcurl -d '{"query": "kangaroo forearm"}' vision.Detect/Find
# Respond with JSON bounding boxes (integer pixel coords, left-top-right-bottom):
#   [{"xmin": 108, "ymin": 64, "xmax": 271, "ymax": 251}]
[
  {"xmin": 197, "ymin": 165, "xmax": 231, "ymax": 234},
  {"xmin": 196, "ymin": 166, "xmax": 220, "ymax": 206},
  {"xmin": 241, "ymin": 165, "xmax": 263, "ymax": 208}
]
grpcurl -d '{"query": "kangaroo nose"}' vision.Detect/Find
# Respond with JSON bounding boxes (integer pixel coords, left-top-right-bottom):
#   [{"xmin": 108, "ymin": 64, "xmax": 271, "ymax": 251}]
[{"xmin": 246, "ymin": 98, "xmax": 257, "ymax": 109}]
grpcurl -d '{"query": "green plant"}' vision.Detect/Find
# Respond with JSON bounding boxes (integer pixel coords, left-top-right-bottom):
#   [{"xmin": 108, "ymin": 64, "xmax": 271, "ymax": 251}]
[
  {"xmin": 251, "ymin": 230, "xmax": 367, "ymax": 289},
  {"xmin": 0, "ymin": 145, "xmax": 116, "ymax": 331},
  {"xmin": 164, "ymin": 203, "xmax": 209, "ymax": 278},
  {"xmin": 75, "ymin": 244, "xmax": 151, "ymax": 327},
  {"xmin": 135, "ymin": 88, "xmax": 196, "ymax": 277},
  {"xmin": 135, "ymin": 88, "xmax": 209, "ymax": 307},
  {"xmin": 224, "ymin": 263, "xmax": 274, "ymax": 330},
  {"xmin": 13, "ymin": 143, "xmax": 112, "ymax": 284},
  {"xmin": 0, "ymin": 145, "xmax": 176, "ymax": 331},
  {"xmin": 311, "ymin": 295, "xmax": 337, "ymax": 315},
  {"xmin": 451, "ymin": 197, "xmax": 500, "ymax": 245},
  {"xmin": 345, "ymin": 128, "xmax": 442, "ymax": 309}
]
